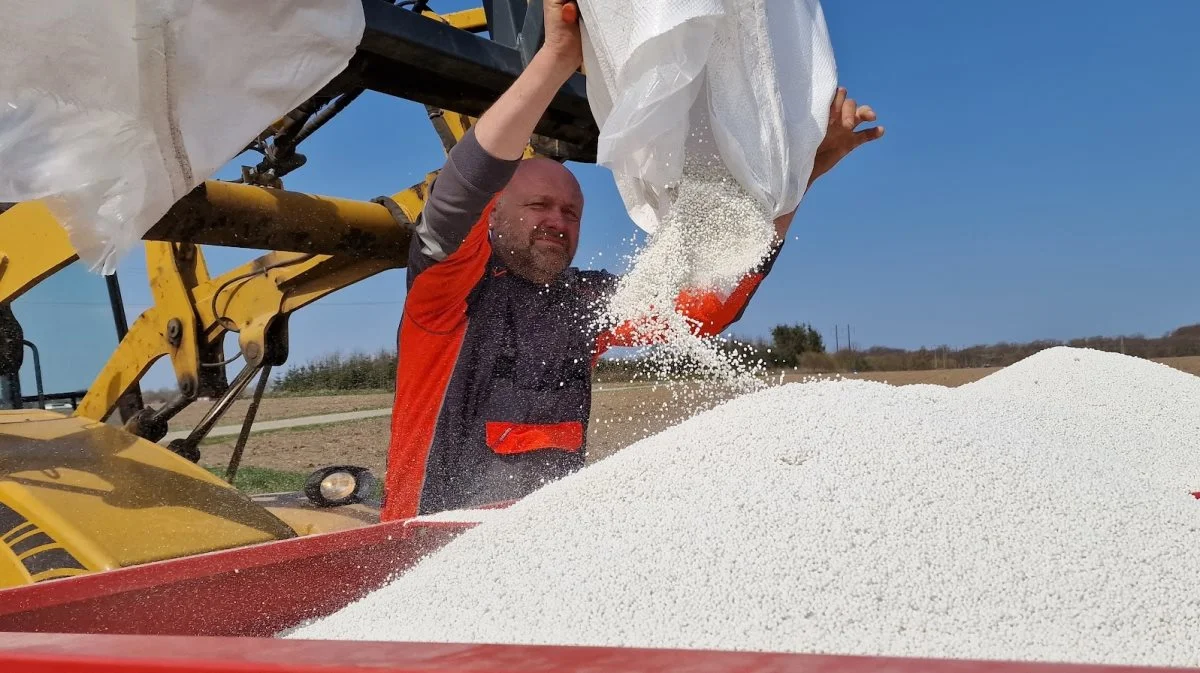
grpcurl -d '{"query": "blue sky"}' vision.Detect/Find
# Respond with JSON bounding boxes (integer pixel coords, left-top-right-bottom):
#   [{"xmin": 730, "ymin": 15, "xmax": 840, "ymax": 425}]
[{"xmin": 13, "ymin": 0, "xmax": 1200, "ymax": 393}]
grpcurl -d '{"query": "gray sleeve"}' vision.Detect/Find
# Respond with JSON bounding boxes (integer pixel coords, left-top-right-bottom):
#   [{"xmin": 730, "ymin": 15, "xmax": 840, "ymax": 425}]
[{"xmin": 407, "ymin": 127, "xmax": 521, "ymax": 281}]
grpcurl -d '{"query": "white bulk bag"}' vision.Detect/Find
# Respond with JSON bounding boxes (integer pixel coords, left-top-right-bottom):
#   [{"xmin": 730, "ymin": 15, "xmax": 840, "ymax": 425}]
[
  {"xmin": 578, "ymin": 0, "xmax": 837, "ymax": 232},
  {"xmin": 0, "ymin": 1, "xmax": 365, "ymax": 273}
]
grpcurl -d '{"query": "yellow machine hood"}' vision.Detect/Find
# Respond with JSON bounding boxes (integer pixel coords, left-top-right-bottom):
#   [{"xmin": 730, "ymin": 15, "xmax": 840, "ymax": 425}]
[{"xmin": 0, "ymin": 411, "xmax": 295, "ymax": 588}]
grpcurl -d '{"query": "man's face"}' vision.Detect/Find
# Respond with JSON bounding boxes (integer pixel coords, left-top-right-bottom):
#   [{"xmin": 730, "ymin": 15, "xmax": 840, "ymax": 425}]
[{"xmin": 490, "ymin": 158, "xmax": 583, "ymax": 284}]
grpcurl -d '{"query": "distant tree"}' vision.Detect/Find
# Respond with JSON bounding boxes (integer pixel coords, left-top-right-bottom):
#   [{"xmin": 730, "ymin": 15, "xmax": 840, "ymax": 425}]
[
  {"xmin": 805, "ymin": 325, "xmax": 825, "ymax": 353},
  {"xmin": 275, "ymin": 349, "xmax": 397, "ymax": 393},
  {"xmin": 770, "ymin": 323, "xmax": 826, "ymax": 366},
  {"xmin": 274, "ymin": 322, "xmax": 1200, "ymax": 390}
]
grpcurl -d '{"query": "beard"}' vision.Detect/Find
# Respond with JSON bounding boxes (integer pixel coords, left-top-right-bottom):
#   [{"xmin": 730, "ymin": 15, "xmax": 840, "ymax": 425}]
[
  {"xmin": 521, "ymin": 240, "xmax": 570, "ymax": 282},
  {"xmin": 493, "ymin": 231, "xmax": 572, "ymax": 284},
  {"xmin": 530, "ymin": 236, "xmax": 571, "ymax": 270}
]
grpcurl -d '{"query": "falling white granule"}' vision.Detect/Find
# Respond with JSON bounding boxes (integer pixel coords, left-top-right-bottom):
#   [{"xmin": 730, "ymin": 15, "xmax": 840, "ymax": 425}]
[
  {"xmin": 408, "ymin": 508, "xmax": 500, "ymax": 524},
  {"xmin": 598, "ymin": 152, "xmax": 777, "ymax": 391},
  {"xmin": 286, "ymin": 347, "xmax": 1200, "ymax": 668}
]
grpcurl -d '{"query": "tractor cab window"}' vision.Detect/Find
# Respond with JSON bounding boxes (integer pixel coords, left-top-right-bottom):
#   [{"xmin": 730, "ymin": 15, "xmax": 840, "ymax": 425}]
[{"xmin": 0, "ymin": 262, "xmax": 123, "ymax": 412}]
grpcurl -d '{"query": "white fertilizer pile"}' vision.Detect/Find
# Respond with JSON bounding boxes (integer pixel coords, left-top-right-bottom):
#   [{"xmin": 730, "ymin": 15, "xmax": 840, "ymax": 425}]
[{"xmin": 288, "ymin": 348, "xmax": 1200, "ymax": 667}]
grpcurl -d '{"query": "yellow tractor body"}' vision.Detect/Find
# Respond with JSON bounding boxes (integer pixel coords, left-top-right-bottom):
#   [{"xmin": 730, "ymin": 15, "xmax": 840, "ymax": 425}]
[{"xmin": 0, "ymin": 410, "xmax": 295, "ymax": 588}]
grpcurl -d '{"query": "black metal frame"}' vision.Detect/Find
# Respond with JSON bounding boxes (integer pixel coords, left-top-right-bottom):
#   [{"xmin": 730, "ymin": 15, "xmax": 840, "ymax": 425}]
[
  {"xmin": 484, "ymin": 0, "xmax": 526, "ymax": 51},
  {"xmin": 19, "ymin": 340, "xmax": 43, "ymax": 409},
  {"xmin": 350, "ymin": 0, "xmax": 596, "ymax": 159},
  {"xmin": 358, "ymin": 2, "xmax": 592, "ymax": 150},
  {"xmin": 484, "ymin": 0, "xmax": 547, "ymax": 65}
]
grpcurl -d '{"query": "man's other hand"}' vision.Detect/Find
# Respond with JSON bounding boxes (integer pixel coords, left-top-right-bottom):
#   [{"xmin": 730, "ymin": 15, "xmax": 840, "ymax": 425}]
[
  {"xmin": 544, "ymin": 0, "xmax": 583, "ymax": 72},
  {"xmin": 809, "ymin": 87, "xmax": 885, "ymax": 186}
]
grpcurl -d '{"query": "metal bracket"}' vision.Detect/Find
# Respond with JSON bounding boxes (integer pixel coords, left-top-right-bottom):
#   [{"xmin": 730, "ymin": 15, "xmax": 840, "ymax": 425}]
[
  {"xmin": 485, "ymin": 0, "xmax": 527, "ymax": 52},
  {"xmin": 515, "ymin": 0, "xmax": 546, "ymax": 66}
]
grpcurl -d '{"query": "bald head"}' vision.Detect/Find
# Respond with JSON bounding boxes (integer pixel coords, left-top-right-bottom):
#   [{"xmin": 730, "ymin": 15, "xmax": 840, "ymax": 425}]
[
  {"xmin": 489, "ymin": 158, "xmax": 584, "ymax": 284},
  {"xmin": 509, "ymin": 157, "xmax": 582, "ymax": 195}
]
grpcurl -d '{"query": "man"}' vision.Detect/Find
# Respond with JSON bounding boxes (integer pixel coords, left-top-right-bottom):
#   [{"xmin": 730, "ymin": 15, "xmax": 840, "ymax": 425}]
[{"xmin": 382, "ymin": 0, "xmax": 884, "ymax": 521}]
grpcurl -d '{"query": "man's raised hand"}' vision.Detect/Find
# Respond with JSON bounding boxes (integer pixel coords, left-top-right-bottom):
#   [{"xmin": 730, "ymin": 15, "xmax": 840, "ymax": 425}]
[
  {"xmin": 809, "ymin": 87, "xmax": 885, "ymax": 186},
  {"xmin": 543, "ymin": 0, "xmax": 583, "ymax": 73}
]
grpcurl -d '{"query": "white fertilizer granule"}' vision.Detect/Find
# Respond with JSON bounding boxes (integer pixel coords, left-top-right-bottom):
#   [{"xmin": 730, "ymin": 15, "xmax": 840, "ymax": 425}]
[
  {"xmin": 287, "ymin": 347, "xmax": 1200, "ymax": 667},
  {"xmin": 409, "ymin": 508, "xmax": 502, "ymax": 524},
  {"xmin": 599, "ymin": 152, "xmax": 776, "ymax": 391}
]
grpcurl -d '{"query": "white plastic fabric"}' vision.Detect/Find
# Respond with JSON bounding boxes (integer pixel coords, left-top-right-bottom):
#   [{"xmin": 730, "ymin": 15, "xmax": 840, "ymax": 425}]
[
  {"xmin": 579, "ymin": 0, "xmax": 838, "ymax": 232},
  {"xmin": 0, "ymin": 1, "xmax": 365, "ymax": 274}
]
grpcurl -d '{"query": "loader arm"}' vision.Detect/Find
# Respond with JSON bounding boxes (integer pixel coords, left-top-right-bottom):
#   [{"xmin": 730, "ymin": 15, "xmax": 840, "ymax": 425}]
[
  {"xmin": 72, "ymin": 198, "xmax": 414, "ymax": 425},
  {"xmin": 0, "ymin": 203, "xmax": 77, "ymax": 306},
  {"xmin": 72, "ymin": 108, "xmax": 508, "ymax": 443}
]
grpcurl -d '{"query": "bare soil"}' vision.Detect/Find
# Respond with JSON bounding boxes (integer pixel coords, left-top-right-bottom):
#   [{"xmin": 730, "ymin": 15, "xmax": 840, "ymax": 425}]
[
  {"xmin": 171, "ymin": 392, "xmax": 393, "ymax": 431},
  {"xmin": 197, "ymin": 356, "xmax": 1200, "ymax": 475},
  {"xmin": 201, "ymin": 417, "xmax": 394, "ymax": 476}
]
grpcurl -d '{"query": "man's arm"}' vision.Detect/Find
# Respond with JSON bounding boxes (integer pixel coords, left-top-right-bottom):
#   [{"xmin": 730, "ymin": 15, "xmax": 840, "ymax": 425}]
[
  {"xmin": 406, "ymin": 129, "xmax": 518, "ymax": 281},
  {"xmin": 405, "ymin": 0, "xmax": 584, "ymax": 327},
  {"xmin": 409, "ymin": 0, "xmax": 581, "ymax": 278},
  {"xmin": 472, "ymin": 4, "xmax": 582, "ymax": 162}
]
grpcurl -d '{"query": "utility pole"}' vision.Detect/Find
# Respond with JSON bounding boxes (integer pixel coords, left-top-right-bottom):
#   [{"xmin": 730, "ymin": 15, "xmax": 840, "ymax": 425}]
[
  {"xmin": 846, "ymin": 324, "xmax": 852, "ymax": 354},
  {"xmin": 834, "ymin": 325, "xmax": 840, "ymax": 352}
]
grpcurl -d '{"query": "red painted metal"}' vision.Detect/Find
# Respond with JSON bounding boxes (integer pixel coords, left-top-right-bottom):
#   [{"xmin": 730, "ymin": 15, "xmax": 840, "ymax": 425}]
[
  {"xmin": 0, "ymin": 632, "xmax": 1193, "ymax": 673},
  {"xmin": 0, "ymin": 520, "xmax": 475, "ymax": 637},
  {"xmin": 3, "ymin": 503, "xmax": 1194, "ymax": 673}
]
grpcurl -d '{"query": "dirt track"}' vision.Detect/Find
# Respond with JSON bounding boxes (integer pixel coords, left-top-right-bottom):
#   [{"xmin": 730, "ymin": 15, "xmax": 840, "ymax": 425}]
[{"xmin": 195, "ymin": 356, "xmax": 1200, "ymax": 476}]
